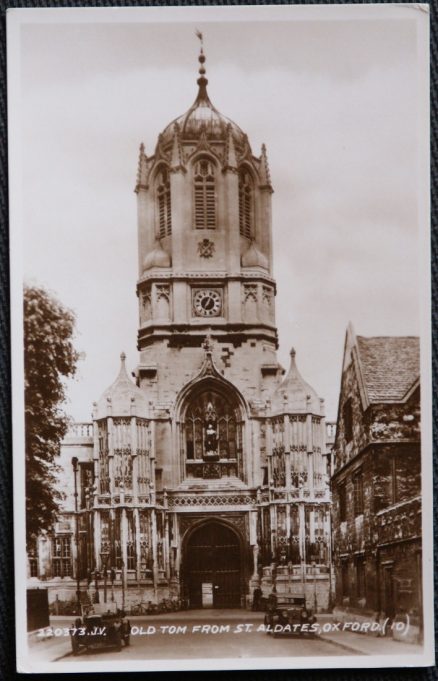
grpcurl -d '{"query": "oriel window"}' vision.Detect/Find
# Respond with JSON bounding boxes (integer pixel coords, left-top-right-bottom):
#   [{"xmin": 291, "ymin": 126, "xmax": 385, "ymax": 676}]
[
  {"xmin": 239, "ymin": 169, "xmax": 253, "ymax": 238},
  {"xmin": 194, "ymin": 158, "xmax": 216, "ymax": 229},
  {"xmin": 156, "ymin": 167, "xmax": 171, "ymax": 238}
]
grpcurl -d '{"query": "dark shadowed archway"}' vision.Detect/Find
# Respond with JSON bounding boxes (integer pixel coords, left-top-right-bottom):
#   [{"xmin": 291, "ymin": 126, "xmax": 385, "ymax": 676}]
[{"xmin": 182, "ymin": 521, "xmax": 242, "ymax": 609}]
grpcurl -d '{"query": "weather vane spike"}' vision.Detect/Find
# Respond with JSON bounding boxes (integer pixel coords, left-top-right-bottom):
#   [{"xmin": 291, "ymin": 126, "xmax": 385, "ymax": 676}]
[{"xmin": 195, "ymin": 29, "xmax": 204, "ymax": 49}]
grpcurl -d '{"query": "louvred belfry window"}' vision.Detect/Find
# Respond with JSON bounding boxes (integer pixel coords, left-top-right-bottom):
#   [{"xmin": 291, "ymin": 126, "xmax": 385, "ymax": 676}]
[
  {"xmin": 156, "ymin": 167, "xmax": 171, "ymax": 238},
  {"xmin": 194, "ymin": 158, "xmax": 216, "ymax": 229},
  {"xmin": 239, "ymin": 169, "xmax": 253, "ymax": 238}
]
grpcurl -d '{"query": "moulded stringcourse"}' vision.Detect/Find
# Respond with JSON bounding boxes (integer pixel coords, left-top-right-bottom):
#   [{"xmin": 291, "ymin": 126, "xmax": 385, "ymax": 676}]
[{"xmin": 167, "ymin": 494, "xmax": 256, "ymax": 508}]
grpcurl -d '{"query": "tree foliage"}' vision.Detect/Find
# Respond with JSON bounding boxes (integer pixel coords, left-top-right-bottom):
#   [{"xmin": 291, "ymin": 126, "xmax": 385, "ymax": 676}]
[{"xmin": 24, "ymin": 285, "xmax": 80, "ymax": 545}]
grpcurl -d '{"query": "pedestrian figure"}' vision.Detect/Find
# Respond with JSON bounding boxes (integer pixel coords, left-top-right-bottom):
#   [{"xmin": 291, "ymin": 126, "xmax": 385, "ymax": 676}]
[{"xmin": 252, "ymin": 587, "xmax": 262, "ymax": 611}]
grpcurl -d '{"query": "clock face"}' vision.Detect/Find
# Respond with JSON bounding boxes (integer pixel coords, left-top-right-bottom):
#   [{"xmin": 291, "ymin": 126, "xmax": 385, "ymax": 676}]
[{"xmin": 193, "ymin": 289, "xmax": 222, "ymax": 317}]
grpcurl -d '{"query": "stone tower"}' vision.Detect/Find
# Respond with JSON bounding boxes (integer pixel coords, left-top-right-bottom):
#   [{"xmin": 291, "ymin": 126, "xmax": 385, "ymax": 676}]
[
  {"xmin": 30, "ymin": 43, "xmax": 333, "ymax": 613},
  {"xmin": 134, "ymin": 45, "xmax": 280, "ymax": 462}
]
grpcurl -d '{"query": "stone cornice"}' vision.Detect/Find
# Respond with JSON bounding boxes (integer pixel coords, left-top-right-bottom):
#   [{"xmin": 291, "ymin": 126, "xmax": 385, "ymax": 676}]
[
  {"xmin": 137, "ymin": 270, "xmax": 276, "ymax": 288},
  {"xmin": 137, "ymin": 326, "xmax": 278, "ymax": 350}
]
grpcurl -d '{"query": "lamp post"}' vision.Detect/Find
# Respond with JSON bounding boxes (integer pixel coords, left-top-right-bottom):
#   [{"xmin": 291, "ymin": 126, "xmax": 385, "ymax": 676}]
[
  {"xmin": 85, "ymin": 488, "xmax": 91, "ymax": 580},
  {"xmin": 100, "ymin": 550, "xmax": 110, "ymax": 605},
  {"xmin": 312, "ymin": 561, "xmax": 318, "ymax": 613},
  {"xmin": 93, "ymin": 569, "xmax": 100, "ymax": 604},
  {"xmin": 71, "ymin": 457, "xmax": 81, "ymax": 612},
  {"xmin": 84, "ymin": 484, "xmax": 99, "ymax": 604},
  {"xmin": 121, "ymin": 559, "xmax": 126, "ymax": 613},
  {"xmin": 110, "ymin": 568, "xmax": 115, "ymax": 603}
]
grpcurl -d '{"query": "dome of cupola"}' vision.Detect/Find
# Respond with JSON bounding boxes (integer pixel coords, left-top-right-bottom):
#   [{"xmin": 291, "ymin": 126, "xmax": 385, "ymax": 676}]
[
  {"xmin": 271, "ymin": 348, "xmax": 323, "ymax": 415},
  {"xmin": 241, "ymin": 241, "xmax": 269, "ymax": 270},
  {"xmin": 94, "ymin": 353, "xmax": 148, "ymax": 420},
  {"xmin": 160, "ymin": 42, "xmax": 246, "ymax": 148},
  {"xmin": 143, "ymin": 241, "xmax": 171, "ymax": 271}
]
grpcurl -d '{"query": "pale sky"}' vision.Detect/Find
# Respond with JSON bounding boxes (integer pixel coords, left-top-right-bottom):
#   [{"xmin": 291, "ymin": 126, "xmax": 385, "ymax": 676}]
[{"xmin": 16, "ymin": 6, "xmax": 428, "ymax": 421}]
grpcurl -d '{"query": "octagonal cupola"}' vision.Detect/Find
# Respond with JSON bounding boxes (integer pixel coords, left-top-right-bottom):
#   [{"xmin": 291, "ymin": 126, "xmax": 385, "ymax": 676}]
[
  {"xmin": 268, "ymin": 349, "xmax": 327, "ymax": 498},
  {"xmin": 135, "ymin": 37, "xmax": 277, "ymax": 354},
  {"xmin": 94, "ymin": 352, "xmax": 149, "ymax": 420},
  {"xmin": 271, "ymin": 348, "xmax": 323, "ymax": 416}
]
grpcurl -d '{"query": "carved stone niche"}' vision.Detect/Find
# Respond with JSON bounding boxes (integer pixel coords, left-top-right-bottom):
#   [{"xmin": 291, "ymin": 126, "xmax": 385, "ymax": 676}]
[
  {"xmin": 141, "ymin": 287, "xmax": 152, "ymax": 321},
  {"xmin": 242, "ymin": 284, "xmax": 258, "ymax": 323},
  {"xmin": 155, "ymin": 284, "xmax": 171, "ymax": 320}
]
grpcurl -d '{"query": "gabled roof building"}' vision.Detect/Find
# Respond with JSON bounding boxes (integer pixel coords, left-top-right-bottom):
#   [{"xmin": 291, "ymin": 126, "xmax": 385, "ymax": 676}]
[{"xmin": 331, "ymin": 324, "xmax": 421, "ymax": 642}]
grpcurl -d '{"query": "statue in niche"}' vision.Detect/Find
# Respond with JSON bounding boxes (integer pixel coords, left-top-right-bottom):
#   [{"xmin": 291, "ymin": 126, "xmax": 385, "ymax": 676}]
[
  {"xmin": 204, "ymin": 401, "xmax": 218, "ymax": 458},
  {"xmin": 279, "ymin": 548, "xmax": 287, "ymax": 565}
]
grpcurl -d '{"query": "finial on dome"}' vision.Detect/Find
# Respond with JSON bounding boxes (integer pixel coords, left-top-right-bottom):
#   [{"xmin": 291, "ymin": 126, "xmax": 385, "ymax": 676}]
[
  {"xmin": 290, "ymin": 347, "xmax": 296, "ymax": 358},
  {"xmin": 120, "ymin": 352, "xmax": 126, "ymax": 363},
  {"xmin": 195, "ymin": 29, "xmax": 208, "ymax": 98}
]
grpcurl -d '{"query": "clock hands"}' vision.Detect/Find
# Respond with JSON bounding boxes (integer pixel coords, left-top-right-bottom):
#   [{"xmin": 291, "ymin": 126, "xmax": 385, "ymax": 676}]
[{"xmin": 202, "ymin": 295, "xmax": 215, "ymax": 311}]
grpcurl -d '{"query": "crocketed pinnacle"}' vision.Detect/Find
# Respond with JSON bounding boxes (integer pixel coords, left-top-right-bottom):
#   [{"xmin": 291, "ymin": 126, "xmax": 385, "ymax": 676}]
[
  {"xmin": 224, "ymin": 124, "xmax": 238, "ymax": 170},
  {"xmin": 260, "ymin": 143, "xmax": 272, "ymax": 189},
  {"xmin": 135, "ymin": 142, "xmax": 148, "ymax": 192},
  {"xmin": 170, "ymin": 123, "xmax": 185, "ymax": 171}
]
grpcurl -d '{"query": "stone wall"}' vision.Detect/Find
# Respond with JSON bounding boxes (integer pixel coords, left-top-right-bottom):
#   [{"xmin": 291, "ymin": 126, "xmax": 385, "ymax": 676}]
[
  {"xmin": 139, "ymin": 340, "xmax": 280, "ymax": 409},
  {"xmin": 332, "ymin": 442, "xmax": 421, "ymax": 614},
  {"xmin": 378, "ymin": 539, "xmax": 422, "ymax": 617}
]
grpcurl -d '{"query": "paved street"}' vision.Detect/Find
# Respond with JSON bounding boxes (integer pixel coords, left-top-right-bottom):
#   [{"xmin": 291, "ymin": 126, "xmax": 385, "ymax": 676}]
[
  {"xmin": 28, "ymin": 609, "xmax": 423, "ymax": 665},
  {"xmin": 29, "ymin": 610, "xmax": 351, "ymax": 662}
]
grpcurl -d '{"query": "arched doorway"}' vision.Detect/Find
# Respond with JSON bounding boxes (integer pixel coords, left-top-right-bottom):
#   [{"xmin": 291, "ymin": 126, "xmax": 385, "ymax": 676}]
[{"xmin": 183, "ymin": 521, "xmax": 242, "ymax": 608}]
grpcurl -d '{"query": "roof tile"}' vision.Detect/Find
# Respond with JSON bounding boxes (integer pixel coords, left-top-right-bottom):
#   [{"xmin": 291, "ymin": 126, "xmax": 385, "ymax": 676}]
[{"xmin": 356, "ymin": 336, "xmax": 419, "ymax": 402}]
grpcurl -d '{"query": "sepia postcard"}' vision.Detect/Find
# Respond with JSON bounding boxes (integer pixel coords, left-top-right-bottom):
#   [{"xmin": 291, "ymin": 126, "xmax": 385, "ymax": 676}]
[{"xmin": 8, "ymin": 4, "xmax": 433, "ymax": 673}]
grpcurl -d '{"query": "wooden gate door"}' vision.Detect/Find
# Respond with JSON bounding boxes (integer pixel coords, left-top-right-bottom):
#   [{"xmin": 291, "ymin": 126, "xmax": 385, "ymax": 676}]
[
  {"xmin": 383, "ymin": 566, "xmax": 395, "ymax": 619},
  {"xmin": 185, "ymin": 522, "xmax": 242, "ymax": 609}
]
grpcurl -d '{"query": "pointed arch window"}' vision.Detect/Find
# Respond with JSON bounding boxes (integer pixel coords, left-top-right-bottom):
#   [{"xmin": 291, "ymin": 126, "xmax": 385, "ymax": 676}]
[
  {"xmin": 239, "ymin": 169, "xmax": 253, "ymax": 239},
  {"xmin": 185, "ymin": 391, "xmax": 239, "ymax": 461},
  {"xmin": 194, "ymin": 158, "xmax": 216, "ymax": 229},
  {"xmin": 184, "ymin": 389, "xmax": 243, "ymax": 480},
  {"xmin": 156, "ymin": 167, "xmax": 171, "ymax": 238}
]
